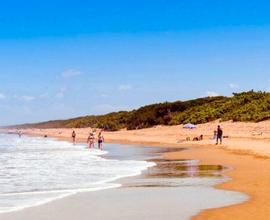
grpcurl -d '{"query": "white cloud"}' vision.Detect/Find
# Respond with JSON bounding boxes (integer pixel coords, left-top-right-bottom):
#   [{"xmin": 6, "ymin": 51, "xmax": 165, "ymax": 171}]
[
  {"xmin": 21, "ymin": 96, "xmax": 35, "ymax": 101},
  {"xmin": 100, "ymin": 94, "xmax": 109, "ymax": 98},
  {"xmin": 56, "ymin": 87, "xmax": 66, "ymax": 99},
  {"xmin": 206, "ymin": 91, "xmax": 219, "ymax": 97},
  {"xmin": 61, "ymin": 69, "xmax": 82, "ymax": 78},
  {"xmin": 118, "ymin": 84, "xmax": 133, "ymax": 91},
  {"xmin": 39, "ymin": 93, "xmax": 49, "ymax": 98},
  {"xmin": 0, "ymin": 93, "xmax": 6, "ymax": 100},
  {"xmin": 229, "ymin": 83, "xmax": 239, "ymax": 89}
]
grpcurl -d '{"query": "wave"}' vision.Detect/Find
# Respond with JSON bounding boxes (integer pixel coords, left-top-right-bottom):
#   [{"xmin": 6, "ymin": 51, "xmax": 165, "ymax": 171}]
[{"xmin": 0, "ymin": 134, "xmax": 155, "ymax": 213}]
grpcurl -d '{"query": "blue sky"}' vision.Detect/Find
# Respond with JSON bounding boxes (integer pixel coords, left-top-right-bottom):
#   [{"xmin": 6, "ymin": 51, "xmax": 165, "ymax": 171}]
[{"xmin": 1, "ymin": 0, "xmax": 270, "ymax": 125}]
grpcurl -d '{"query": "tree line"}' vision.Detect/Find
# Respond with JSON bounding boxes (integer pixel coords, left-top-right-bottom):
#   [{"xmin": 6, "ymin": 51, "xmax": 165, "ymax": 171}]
[{"xmin": 13, "ymin": 91, "xmax": 270, "ymax": 131}]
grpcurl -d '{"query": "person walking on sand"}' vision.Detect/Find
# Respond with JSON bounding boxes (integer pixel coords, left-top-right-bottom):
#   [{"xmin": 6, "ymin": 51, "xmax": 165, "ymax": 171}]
[
  {"xmin": 87, "ymin": 132, "xmax": 95, "ymax": 149},
  {"xmin": 216, "ymin": 125, "xmax": 223, "ymax": 145},
  {"xmin": 98, "ymin": 132, "xmax": 104, "ymax": 150},
  {"xmin": 72, "ymin": 130, "xmax": 76, "ymax": 145}
]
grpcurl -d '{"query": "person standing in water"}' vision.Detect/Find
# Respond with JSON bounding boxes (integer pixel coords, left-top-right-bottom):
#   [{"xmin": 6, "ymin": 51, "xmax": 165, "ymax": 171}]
[
  {"xmin": 72, "ymin": 130, "xmax": 76, "ymax": 145},
  {"xmin": 87, "ymin": 132, "xmax": 95, "ymax": 149},
  {"xmin": 98, "ymin": 132, "xmax": 104, "ymax": 150},
  {"xmin": 216, "ymin": 125, "xmax": 223, "ymax": 145}
]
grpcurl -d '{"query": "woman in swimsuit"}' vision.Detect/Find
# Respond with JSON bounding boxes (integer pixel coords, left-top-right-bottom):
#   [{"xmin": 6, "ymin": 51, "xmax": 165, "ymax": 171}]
[
  {"xmin": 87, "ymin": 132, "xmax": 95, "ymax": 149},
  {"xmin": 98, "ymin": 132, "xmax": 104, "ymax": 150},
  {"xmin": 72, "ymin": 130, "xmax": 76, "ymax": 145}
]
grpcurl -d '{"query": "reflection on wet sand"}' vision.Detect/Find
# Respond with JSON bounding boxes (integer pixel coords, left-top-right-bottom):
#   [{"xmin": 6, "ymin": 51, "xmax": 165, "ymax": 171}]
[
  {"xmin": 122, "ymin": 158, "xmax": 227, "ymax": 188},
  {"xmin": 149, "ymin": 159, "xmax": 225, "ymax": 178}
]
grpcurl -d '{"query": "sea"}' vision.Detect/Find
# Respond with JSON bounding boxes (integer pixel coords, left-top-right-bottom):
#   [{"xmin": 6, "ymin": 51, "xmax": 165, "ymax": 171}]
[
  {"xmin": 0, "ymin": 133, "xmax": 248, "ymax": 219},
  {"xmin": 0, "ymin": 133, "xmax": 154, "ymax": 213}
]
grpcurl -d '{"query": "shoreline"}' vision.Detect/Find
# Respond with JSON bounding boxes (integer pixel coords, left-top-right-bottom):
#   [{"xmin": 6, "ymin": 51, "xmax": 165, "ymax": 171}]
[
  {"xmin": 0, "ymin": 133, "xmax": 248, "ymax": 220},
  {"xmin": 0, "ymin": 136, "xmax": 157, "ymax": 216},
  {"xmin": 108, "ymin": 139, "xmax": 270, "ymax": 219},
  {"xmin": 3, "ymin": 122, "xmax": 270, "ymax": 219}
]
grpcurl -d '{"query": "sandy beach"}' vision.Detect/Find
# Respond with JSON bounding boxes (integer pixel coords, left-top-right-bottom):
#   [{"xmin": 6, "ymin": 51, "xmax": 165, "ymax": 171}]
[
  {"xmin": 3, "ymin": 120, "xmax": 270, "ymax": 219},
  {"xmin": 16, "ymin": 120, "xmax": 270, "ymax": 157},
  {"xmin": 2, "ymin": 0, "xmax": 270, "ymax": 218}
]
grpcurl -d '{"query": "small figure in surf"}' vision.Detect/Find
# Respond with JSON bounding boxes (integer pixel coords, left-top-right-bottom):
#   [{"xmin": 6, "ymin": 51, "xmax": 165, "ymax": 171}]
[
  {"xmin": 87, "ymin": 132, "xmax": 95, "ymax": 149},
  {"xmin": 216, "ymin": 125, "xmax": 223, "ymax": 145},
  {"xmin": 72, "ymin": 130, "xmax": 76, "ymax": 145},
  {"xmin": 213, "ymin": 130, "xmax": 217, "ymax": 140},
  {"xmin": 98, "ymin": 132, "xmax": 104, "ymax": 150}
]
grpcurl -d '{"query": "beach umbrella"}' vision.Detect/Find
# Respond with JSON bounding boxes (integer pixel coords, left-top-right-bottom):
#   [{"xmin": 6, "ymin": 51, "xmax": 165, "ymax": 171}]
[{"xmin": 183, "ymin": 123, "xmax": 197, "ymax": 129}]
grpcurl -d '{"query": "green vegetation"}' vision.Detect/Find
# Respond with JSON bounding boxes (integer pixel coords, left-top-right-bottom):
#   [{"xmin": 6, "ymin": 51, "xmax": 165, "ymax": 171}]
[{"xmin": 13, "ymin": 91, "xmax": 270, "ymax": 131}]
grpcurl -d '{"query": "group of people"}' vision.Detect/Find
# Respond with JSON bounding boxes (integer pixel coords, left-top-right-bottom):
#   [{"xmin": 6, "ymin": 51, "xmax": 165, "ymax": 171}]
[
  {"xmin": 72, "ymin": 130, "xmax": 105, "ymax": 150},
  {"xmin": 186, "ymin": 125, "xmax": 224, "ymax": 145}
]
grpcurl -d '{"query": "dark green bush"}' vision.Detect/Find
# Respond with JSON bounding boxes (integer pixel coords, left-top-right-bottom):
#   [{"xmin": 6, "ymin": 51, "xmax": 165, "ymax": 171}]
[{"xmin": 13, "ymin": 91, "xmax": 270, "ymax": 130}]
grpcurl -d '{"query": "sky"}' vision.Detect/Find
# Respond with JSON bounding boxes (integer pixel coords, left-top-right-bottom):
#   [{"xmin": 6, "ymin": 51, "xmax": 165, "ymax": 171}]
[{"xmin": 1, "ymin": 0, "xmax": 270, "ymax": 125}]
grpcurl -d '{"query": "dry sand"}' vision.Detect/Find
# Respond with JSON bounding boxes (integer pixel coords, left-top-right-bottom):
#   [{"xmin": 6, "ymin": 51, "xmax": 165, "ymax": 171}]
[
  {"xmin": 14, "ymin": 120, "xmax": 270, "ymax": 157},
  {"xmin": 4, "ymin": 120, "xmax": 270, "ymax": 219}
]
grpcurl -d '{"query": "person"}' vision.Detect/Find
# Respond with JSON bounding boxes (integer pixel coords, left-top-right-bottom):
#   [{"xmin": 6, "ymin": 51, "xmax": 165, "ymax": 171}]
[
  {"xmin": 213, "ymin": 130, "xmax": 217, "ymax": 140},
  {"xmin": 72, "ymin": 130, "xmax": 76, "ymax": 145},
  {"xmin": 87, "ymin": 132, "xmax": 95, "ymax": 149},
  {"xmin": 216, "ymin": 125, "xmax": 223, "ymax": 145},
  {"xmin": 193, "ymin": 135, "xmax": 203, "ymax": 141},
  {"xmin": 98, "ymin": 132, "xmax": 104, "ymax": 150},
  {"xmin": 199, "ymin": 134, "xmax": 203, "ymax": 141},
  {"xmin": 193, "ymin": 137, "xmax": 199, "ymax": 141}
]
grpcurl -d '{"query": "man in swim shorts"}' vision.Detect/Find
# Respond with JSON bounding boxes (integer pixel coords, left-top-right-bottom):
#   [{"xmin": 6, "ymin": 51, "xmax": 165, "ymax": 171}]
[{"xmin": 216, "ymin": 125, "xmax": 223, "ymax": 145}]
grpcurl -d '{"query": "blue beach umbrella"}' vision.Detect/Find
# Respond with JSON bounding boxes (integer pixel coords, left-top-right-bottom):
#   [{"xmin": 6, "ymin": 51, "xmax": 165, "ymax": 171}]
[{"xmin": 183, "ymin": 123, "xmax": 197, "ymax": 129}]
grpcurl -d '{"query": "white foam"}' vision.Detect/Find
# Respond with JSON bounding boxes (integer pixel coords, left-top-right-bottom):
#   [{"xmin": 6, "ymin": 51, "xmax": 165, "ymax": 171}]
[{"xmin": 0, "ymin": 134, "xmax": 155, "ymax": 213}]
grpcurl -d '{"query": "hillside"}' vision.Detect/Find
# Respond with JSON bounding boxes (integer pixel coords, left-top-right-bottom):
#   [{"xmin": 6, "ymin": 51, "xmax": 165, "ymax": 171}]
[{"xmin": 11, "ymin": 91, "xmax": 270, "ymax": 131}]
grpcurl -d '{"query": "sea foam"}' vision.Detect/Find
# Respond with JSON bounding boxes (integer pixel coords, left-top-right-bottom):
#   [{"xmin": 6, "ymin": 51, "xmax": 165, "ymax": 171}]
[{"xmin": 0, "ymin": 134, "xmax": 155, "ymax": 213}]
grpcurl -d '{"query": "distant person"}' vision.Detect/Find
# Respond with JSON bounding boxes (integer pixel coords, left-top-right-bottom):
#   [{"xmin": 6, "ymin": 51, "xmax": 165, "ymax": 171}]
[
  {"xmin": 87, "ymin": 132, "xmax": 95, "ymax": 149},
  {"xmin": 199, "ymin": 134, "xmax": 203, "ymax": 141},
  {"xmin": 72, "ymin": 130, "xmax": 76, "ymax": 145},
  {"xmin": 216, "ymin": 125, "xmax": 223, "ymax": 145},
  {"xmin": 98, "ymin": 132, "xmax": 104, "ymax": 150},
  {"xmin": 193, "ymin": 135, "xmax": 203, "ymax": 141},
  {"xmin": 193, "ymin": 137, "xmax": 199, "ymax": 141},
  {"xmin": 213, "ymin": 130, "xmax": 217, "ymax": 140}
]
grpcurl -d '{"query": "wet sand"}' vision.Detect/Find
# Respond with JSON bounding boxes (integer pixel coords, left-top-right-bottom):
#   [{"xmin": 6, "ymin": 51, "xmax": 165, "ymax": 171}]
[
  {"xmin": 0, "ymin": 187, "xmax": 235, "ymax": 220},
  {"xmin": 0, "ymin": 145, "xmax": 247, "ymax": 220},
  {"xmin": 165, "ymin": 147, "xmax": 270, "ymax": 220},
  {"xmin": 3, "ymin": 121, "xmax": 270, "ymax": 219}
]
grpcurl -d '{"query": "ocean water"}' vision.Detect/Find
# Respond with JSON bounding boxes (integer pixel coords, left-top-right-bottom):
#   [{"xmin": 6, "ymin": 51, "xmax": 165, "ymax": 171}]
[
  {"xmin": 0, "ymin": 134, "xmax": 155, "ymax": 213},
  {"xmin": 0, "ymin": 134, "xmax": 249, "ymax": 219}
]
